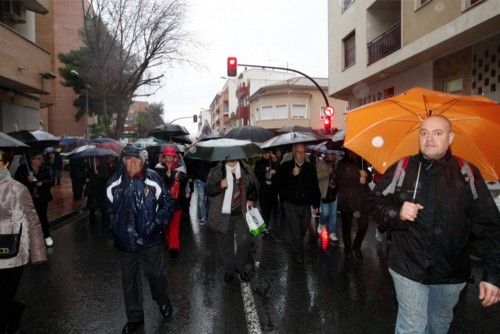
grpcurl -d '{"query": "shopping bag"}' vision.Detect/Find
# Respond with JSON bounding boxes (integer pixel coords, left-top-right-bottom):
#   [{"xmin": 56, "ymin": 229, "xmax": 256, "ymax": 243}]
[{"xmin": 245, "ymin": 207, "xmax": 267, "ymax": 237}]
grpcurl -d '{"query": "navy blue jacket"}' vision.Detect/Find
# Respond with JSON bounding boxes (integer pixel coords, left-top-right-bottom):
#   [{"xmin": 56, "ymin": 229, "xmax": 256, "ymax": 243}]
[{"xmin": 106, "ymin": 168, "xmax": 175, "ymax": 252}]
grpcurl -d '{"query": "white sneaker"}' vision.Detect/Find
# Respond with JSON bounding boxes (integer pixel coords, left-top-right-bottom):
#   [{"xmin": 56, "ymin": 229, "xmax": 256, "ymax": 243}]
[
  {"xmin": 375, "ymin": 230, "xmax": 383, "ymax": 242},
  {"xmin": 255, "ymin": 261, "xmax": 260, "ymax": 269},
  {"xmin": 45, "ymin": 237, "xmax": 54, "ymax": 247},
  {"xmin": 329, "ymin": 233, "xmax": 338, "ymax": 242}
]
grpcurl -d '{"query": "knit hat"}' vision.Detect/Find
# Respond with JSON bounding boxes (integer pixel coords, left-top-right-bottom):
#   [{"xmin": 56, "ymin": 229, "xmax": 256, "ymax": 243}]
[{"xmin": 122, "ymin": 144, "xmax": 148, "ymax": 161}]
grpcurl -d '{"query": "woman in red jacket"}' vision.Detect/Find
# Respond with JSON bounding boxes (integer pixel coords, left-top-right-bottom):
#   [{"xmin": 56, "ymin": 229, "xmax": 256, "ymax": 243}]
[{"xmin": 155, "ymin": 146, "xmax": 188, "ymax": 258}]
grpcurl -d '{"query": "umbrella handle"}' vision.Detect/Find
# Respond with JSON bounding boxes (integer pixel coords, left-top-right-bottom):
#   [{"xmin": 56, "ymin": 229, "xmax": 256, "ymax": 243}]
[{"xmin": 412, "ymin": 162, "xmax": 422, "ymax": 201}]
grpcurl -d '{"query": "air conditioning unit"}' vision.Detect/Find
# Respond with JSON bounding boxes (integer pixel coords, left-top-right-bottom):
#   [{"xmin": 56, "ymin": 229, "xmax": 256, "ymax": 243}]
[{"xmin": 2, "ymin": 0, "xmax": 27, "ymax": 24}]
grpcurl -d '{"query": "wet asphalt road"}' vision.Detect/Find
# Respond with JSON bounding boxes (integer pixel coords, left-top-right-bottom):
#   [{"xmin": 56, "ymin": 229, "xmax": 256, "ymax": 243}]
[{"xmin": 16, "ymin": 212, "xmax": 500, "ymax": 334}]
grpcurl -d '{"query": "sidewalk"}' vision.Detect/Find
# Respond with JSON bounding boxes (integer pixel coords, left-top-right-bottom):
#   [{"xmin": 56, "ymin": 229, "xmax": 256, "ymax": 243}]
[{"xmin": 48, "ymin": 171, "xmax": 86, "ymax": 225}]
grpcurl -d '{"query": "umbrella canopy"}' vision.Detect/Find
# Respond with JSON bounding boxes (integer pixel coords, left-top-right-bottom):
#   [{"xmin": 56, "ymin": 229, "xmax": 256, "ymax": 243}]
[
  {"xmin": 69, "ymin": 147, "xmax": 118, "ymax": 159},
  {"xmin": 306, "ymin": 141, "xmax": 345, "ymax": 157},
  {"xmin": 8, "ymin": 130, "xmax": 60, "ymax": 149},
  {"xmin": 133, "ymin": 137, "xmax": 166, "ymax": 148},
  {"xmin": 185, "ymin": 138, "xmax": 262, "ymax": 162},
  {"xmin": 224, "ymin": 126, "xmax": 274, "ymax": 143},
  {"xmin": 344, "ymin": 87, "xmax": 500, "ymax": 181},
  {"xmin": 95, "ymin": 141, "xmax": 124, "ymax": 154},
  {"xmin": 0, "ymin": 131, "xmax": 30, "ymax": 149},
  {"xmin": 62, "ymin": 144, "xmax": 96, "ymax": 157},
  {"xmin": 276, "ymin": 125, "xmax": 317, "ymax": 134},
  {"xmin": 198, "ymin": 132, "xmax": 223, "ymax": 142},
  {"xmin": 91, "ymin": 137, "xmax": 117, "ymax": 144},
  {"xmin": 170, "ymin": 135, "xmax": 192, "ymax": 145},
  {"xmin": 149, "ymin": 124, "xmax": 190, "ymax": 140},
  {"xmin": 260, "ymin": 131, "xmax": 327, "ymax": 150}
]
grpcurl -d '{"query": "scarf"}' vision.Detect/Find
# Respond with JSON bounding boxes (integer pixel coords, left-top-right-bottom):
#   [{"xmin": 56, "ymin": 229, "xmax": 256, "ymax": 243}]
[
  {"xmin": 222, "ymin": 162, "xmax": 241, "ymax": 214},
  {"xmin": 0, "ymin": 167, "xmax": 10, "ymax": 181}
]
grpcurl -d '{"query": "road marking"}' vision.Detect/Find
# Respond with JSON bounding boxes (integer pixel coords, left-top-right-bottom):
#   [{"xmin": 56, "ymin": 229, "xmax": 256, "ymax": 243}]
[{"xmin": 240, "ymin": 280, "xmax": 263, "ymax": 334}]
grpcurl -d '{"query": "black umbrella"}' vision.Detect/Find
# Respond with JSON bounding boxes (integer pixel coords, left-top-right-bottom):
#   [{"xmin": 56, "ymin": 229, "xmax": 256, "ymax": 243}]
[
  {"xmin": 260, "ymin": 131, "xmax": 327, "ymax": 150},
  {"xmin": 69, "ymin": 147, "xmax": 118, "ymax": 159},
  {"xmin": 91, "ymin": 137, "xmax": 116, "ymax": 144},
  {"xmin": 0, "ymin": 131, "xmax": 30, "ymax": 149},
  {"xmin": 170, "ymin": 135, "xmax": 192, "ymax": 145},
  {"xmin": 224, "ymin": 126, "xmax": 273, "ymax": 143},
  {"xmin": 276, "ymin": 125, "xmax": 317, "ymax": 134},
  {"xmin": 198, "ymin": 132, "xmax": 223, "ymax": 142},
  {"xmin": 8, "ymin": 130, "xmax": 60, "ymax": 149},
  {"xmin": 149, "ymin": 124, "xmax": 190, "ymax": 140},
  {"xmin": 185, "ymin": 138, "xmax": 262, "ymax": 162}
]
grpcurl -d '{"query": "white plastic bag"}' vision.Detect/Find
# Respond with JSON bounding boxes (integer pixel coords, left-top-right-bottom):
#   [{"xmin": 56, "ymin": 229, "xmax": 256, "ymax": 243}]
[{"xmin": 245, "ymin": 207, "xmax": 266, "ymax": 237}]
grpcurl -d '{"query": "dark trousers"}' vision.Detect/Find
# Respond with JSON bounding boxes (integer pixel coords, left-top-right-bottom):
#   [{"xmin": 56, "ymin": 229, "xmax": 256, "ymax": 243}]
[
  {"xmin": 72, "ymin": 177, "xmax": 84, "ymax": 200},
  {"xmin": 341, "ymin": 210, "xmax": 369, "ymax": 251},
  {"xmin": 215, "ymin": 215, "xmax": 251, "ymax": 275},
  {"xmin": 117, "ymin": 243, "xmax": 170, "ymax": 323},
  {"xmin": 34, "ymin": 200, "xmax": 50, "ymax": 238},
  {"xmin": 260, "ymin": 188, "xmax": 278, "ymax": 231},
  {"xmin": 0, "ymin": 266, "xmax": 24, "ymax": 328},
  {"xmin": 283, "ymin": 201, "xmax": 311, "ymax": 258}
]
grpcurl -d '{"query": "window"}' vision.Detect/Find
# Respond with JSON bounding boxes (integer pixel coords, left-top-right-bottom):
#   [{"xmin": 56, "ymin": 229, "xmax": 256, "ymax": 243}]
[
  {"xmin": 443, "ymin": 78, "xmax": 463, "ymax": 93},
  {"xmin": 414, "ymin": 0, "xmax": 431, "ymax": 11},
  {"xmin": 261, "ymin": 106, "xmax": 274, "ymax": 121},
  {"xmin": 291, "ymin": 104, "xmax": 307, "ymax": 119},
  {"xmin": 462, "ymin": 0, "xmax": 484, "ymax": 11},
  {"xmin": 343, "ymin": 31, "xmax": 356, "ymax": 69},
  {"xmin": 274, "ymin": 104, "xmax": 288, "ymax": 120},
  {"xmin": 342, "ymin": 0, "xmax": 355, "ymax": 13}
]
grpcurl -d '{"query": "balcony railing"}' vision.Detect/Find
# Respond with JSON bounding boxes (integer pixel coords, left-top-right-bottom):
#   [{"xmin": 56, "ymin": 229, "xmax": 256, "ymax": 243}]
[{"xmin": 367, "ymin": 21, "xmax": 401, "ymax": 65}]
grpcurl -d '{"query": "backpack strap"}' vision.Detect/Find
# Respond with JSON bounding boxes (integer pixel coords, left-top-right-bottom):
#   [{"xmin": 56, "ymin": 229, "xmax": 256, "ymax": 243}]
[
  {"xmin": 455, "ymin": 156, "xmax": 478, "ymax": 200},
  {"xmin": 382, "ymin": 156, "xmax": 410, "ymax": 196}
]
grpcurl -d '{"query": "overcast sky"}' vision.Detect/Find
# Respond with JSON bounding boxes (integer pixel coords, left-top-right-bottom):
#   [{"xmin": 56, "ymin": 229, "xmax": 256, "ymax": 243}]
[{"xmin": 146, "ymin": 0, "xmax": 329, "ymax": 135}]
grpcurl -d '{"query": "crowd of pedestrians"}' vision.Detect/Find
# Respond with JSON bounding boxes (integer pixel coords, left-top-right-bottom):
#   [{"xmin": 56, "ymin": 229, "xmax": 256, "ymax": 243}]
[{"xmin": 1, "ymin": 114, "xmax": 499, "ymax": 333}]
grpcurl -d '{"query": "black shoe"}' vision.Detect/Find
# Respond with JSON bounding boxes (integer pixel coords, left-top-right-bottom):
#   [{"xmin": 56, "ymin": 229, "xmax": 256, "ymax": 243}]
[
  {"xmin": 122, "ymin": 321, "xmax": 144, "ymax": 334},
  {"xmin": 224, "ymin": 273, "xmax": 235, "ymax": 283},
  {"xmin": 239, "ymin": 271, "xmax": 250, "ymax": 282},
  {"xmin": 159, "ymin": 302, "xmax": 173, "ymax": 319},
  {"xmin": 344, "ymin": 251, "xmax": 353, "ymax": 262}
]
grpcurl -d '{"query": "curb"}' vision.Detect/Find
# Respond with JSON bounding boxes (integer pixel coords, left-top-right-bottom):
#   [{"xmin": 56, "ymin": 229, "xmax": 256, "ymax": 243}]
[{"xmin": 49, "ymin": 208, "xmax": 88, "ymax": 230}]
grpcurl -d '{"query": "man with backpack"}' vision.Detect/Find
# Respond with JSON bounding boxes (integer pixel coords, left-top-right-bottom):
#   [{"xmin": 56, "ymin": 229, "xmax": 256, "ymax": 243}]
[{"xmin": 370, "ymin": 115, "xmax": 500, "ymax": 334}]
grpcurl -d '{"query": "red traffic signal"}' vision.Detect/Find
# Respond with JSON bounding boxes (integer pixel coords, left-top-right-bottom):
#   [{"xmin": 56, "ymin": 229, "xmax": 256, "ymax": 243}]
[
  {"xmin": 227, "ymin": 57, "xmax": 237, "ymax": 77},
  {"xmin": 323, "ymin": 116, "xmax": 332, "ymax": 133}
]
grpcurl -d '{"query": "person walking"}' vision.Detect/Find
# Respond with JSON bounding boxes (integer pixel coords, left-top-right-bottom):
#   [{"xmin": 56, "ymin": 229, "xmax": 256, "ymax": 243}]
[
  {"xmin": 370, "ymin": 115, "xmax": 500, "ymax": 333},
  {"xmin": 277, "ymin": 143, "xmax": 321, "ymax": 264},
  {"xmin": 335, "ymin": 150, "xmax": 371, "ymax": 261},
  {"xmin": 254, "ymin": 150, "xmax": 279, "ymax": 233},
  {"xmin": 105, "ymin": 145, "xmax": 175, "ymax": 334},
  {"xmin": 316, "ymin": 151, "xmax": 339, "ymax": 242},
  {"xmin": 205, "ymin": 159, "xmax": 258, "ymax": 282},
  {"xmin": 155, "ymin": 146, "xmax": 188, "ymax": 258},
  {"xmin": 0, "ymin": 148, "xmax": 47, "ymax": 334},
  {"xmin": 14, "ymin": 151, "xmax": 55, "ymax": 247},
  {"xmin": 185, "ymin": 158, "xmax": 213, "ymax": 226}
]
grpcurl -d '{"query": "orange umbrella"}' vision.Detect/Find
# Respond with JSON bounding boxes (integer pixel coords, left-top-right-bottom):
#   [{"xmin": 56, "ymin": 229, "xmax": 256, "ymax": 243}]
[{"xmin": 344, "ymin": 87, "xmax": 500, "ymax": 181}]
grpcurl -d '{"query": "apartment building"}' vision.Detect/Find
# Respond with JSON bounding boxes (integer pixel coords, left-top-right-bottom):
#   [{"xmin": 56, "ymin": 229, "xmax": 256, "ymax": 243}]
[
  {"xmin": 0, "ymin": 0, "xmax": 52, "ymax": 132},
  {"xmin": 37, "ymin": 0, "xmax": 87, "ymax": 136},
  {"xmin": 328, "ymin": 0, "xmax": 500, "ymax": 109},
  {"xmin": 249, "ymin": 77, "xmax": 347, "ymax": 132}
]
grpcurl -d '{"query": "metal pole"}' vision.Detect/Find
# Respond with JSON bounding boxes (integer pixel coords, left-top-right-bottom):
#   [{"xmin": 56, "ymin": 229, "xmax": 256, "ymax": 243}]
[
  {"xmin": 85, "ymin": 84, "xmax": 89, "ymax": 139},
  {"xmin": 238, "ymin": 63, "xmax": 330, "ymax": 107}
]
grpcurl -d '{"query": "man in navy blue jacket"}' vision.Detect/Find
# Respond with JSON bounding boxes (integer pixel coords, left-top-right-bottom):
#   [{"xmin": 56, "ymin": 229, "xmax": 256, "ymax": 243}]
[{"xmin": 106, "ymin": 145, "xmax": 175, "ymax": 334}]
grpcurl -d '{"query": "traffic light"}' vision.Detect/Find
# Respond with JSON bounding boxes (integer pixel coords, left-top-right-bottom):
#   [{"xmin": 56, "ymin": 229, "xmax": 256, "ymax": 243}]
[
  {"xmin": 323, "ymin": 116, "xmax": 332, "ymax": 133},
  {"xmin": 227, "ymin": 57, "xmax": 237, "ymax": 77},
  {"xmin": 193, "ymin": 114, "xmax": 198, "ymax": 123}
]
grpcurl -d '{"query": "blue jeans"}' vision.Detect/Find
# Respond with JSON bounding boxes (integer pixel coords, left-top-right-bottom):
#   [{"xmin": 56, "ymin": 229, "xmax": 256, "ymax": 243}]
[
  {"xmin": 389, "ymin": 268, "xmax": 466, "ymax": 334},
  {"xmin": 194, "ymin": 179, "xmax": 207, "ymax": 223},
  {"xmin": 320, "ymin": 200, "xmax": 337, "ymax": 234}
]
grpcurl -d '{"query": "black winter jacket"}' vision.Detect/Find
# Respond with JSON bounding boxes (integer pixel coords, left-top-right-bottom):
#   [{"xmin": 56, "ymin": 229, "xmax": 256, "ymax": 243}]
[
  {"xmin": 278, "ymin": 159, "xmax": 320, "ymax": 209},
  {"xmin": 370, "ymin": 150, "xmax": 500, "ymax": 286}
]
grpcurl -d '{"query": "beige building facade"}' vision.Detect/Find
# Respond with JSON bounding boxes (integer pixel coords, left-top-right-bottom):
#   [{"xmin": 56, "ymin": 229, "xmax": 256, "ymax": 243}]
[
  {"xmin": 37, "ymin": 0, "xmax": 86, "ymax": 137},
  {"xmin": 0, "ymin": 0, "xmax": 52, "ymax": 132},
  {"xmin": 328, "ymin": 0, "xmax": 500, "ymax": 108},
  {"xmin": 249, "ymin": 77, "xmax": 347, "ymax": 132}
]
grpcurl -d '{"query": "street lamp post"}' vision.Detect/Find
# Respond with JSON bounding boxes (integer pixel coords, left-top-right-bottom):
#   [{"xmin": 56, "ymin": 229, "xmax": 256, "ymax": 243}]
[{"xmin": 70, "ymin": 70, "xmax": 89, "ymax": 139}]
